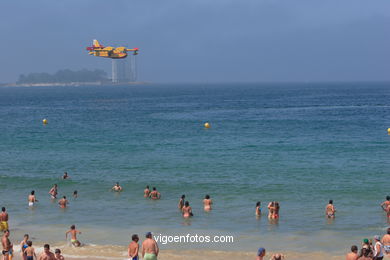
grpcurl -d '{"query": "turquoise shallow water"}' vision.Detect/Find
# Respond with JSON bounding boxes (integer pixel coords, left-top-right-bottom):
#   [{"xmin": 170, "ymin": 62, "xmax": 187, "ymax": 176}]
[{"xmin": 0, "ymin": 83, "xmax": 389, "ymax": 253}]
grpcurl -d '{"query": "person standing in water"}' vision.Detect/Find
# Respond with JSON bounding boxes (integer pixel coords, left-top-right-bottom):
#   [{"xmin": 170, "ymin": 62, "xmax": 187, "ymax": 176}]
[
  {"xmin": 149, "ymin": 187, "xmax": 160, "ymax": 200},
  {"xmin": 255, "ymin": 202, "xmax": 261, "ymax": 216},
  {"xmin": 48, "ymin": 184, "xmax": 58, "ymax": 199},
  {"xmin": 73, "ymin": 190, "xmax": 78, "ymax": 199},
  {"xmin": 144, "ymin": 186, "xmax": 150, "ymax": 198},
  {"xmin": 25, "ymin": 241, "xmax": 37, "ymax": 260},
  {"xmin": 58, "ymin": 196, "xmax": 69, "ymax": 208},
  {"xmin": 182, "ymin": 201, "xmax": 193, "ymax": 218},
  {"xmin": 326, "ymin": 200, "xmax": 336, "ymax": 218},
  {"xmin": 62, "ymin": 172, "xmax": 69, "ymax": 180},
  {"xmin": 0, "ymin": 208, "xmax": 9, "ymax": 231},
  {"xmin": 128, "ymin": 234, "xmax": 139, "ymax": 260},
  {"xmin": 20, "ymin": 234, "xmax": 29, "ymax": 260},
  {"xmin": 142, "ymin": 232, "xmax": 159, "ymax": 260},
  {"xmin": 66, "ymin": 225, "xmax": 81, "ymax": 247},
  {"xmin": 381, "ymin": 196, "xmax": 390, "ymax": 211},
  {"xmin": 112, "ymin": 182, "xmax": 122, "ymax": 192},
  {"xmin": 28, "ymin": 191, "xmax": 38, "ymax": 207},
  {"xmin": 178, "ymin": 195, "xmax": 185, "ymax": 210},
  {"xmin": 203, "ymin": 195, "xmax": 212, "ymax": 211}
]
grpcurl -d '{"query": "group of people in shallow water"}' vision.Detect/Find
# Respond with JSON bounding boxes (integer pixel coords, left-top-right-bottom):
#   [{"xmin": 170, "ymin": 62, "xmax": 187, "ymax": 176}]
[{"xmin": 2, "ymin": 171, "xmax": 390, "ymax": 260}]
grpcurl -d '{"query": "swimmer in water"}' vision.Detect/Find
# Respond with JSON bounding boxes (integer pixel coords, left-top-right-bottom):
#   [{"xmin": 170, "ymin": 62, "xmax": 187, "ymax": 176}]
[
  {"xmin": 62, "ymin": 172, "xmax": 69, "ymax": 179},
  {"xmin": 203, "ymin": 195, "xmax": 212, "ymax": 211},
  {"xmin": 28, "ymin": 190, "xmax": 38, "ymax": 207},
  {"xmin": 273, "ymin": 202, "xmax": 280, "ymax": 219},
  {"xmin": 112, "ymin": 182, "xmax": 122, "ymax": 192},
  {"xmin": 182, "ymin": 201, "xmax": 193, "ymax": 218},
  {"xmin": 48, "ymin": 184, "xmax": 58, "ymax": 199},
  {"xmin": 255, "ymin": 201, "xmax": 261, "ymax": 216},
  {"xmin": 66, "ymin": 225, "xmax": 81, "ymax": 247},
  {"xmin": 178, "ymin": 195, "xmax": 185, "ymax": 210},
  {"xmin": 144, "ymin": 186, "xmax": 150, "ymax": 198},
  {"xmin": 325, "ymin": 200, "xmax": 336, "ymax": 218},
  {"xmin": 73, "ymin": 190, "xmax": 78, "ymax": 198},
  {"xmin": 20, "ymin": 234, "xmax": 29, "ymax": 260},
  {"xmin": 58, "ymin": 196, "xmax": 69, "ymax": 208},
  {"xmin": 267, "ymin": 202, "xmax": 275, "ymax": 219},
  {"xmin": 149, "ymin": 187, "xmax": 161, "ymax": 200}
]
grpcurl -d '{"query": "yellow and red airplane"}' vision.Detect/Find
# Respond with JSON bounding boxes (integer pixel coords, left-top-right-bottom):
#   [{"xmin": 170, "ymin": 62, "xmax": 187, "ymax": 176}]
[{"xmin": 86, "ymin": 39, "xmax": 139, "ymax": 59}]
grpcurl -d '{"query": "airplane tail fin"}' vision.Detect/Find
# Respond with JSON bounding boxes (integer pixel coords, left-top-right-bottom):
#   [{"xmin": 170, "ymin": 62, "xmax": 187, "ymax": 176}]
[{"xmin": 93, "ymin": 39, "xmax": 102, "ymax": 47}]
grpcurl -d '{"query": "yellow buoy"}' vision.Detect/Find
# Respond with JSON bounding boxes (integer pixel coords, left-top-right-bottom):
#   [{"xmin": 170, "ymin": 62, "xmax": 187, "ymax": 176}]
[
  {"xmin": 204, "ymin": 122, "xmax": 211, "ymax": 129},
  {"xmin": 388, "ymin": 128, "xmax": 390, "ymax": 135},
  {"xmin": 42, "ymin": 118, "xmax": 48, "ymax": 125}
]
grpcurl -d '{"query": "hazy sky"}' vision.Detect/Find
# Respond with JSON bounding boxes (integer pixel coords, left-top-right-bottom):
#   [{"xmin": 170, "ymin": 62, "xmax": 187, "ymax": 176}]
[{"xmin": 1, "ymin": 0, "xmax": 389, "ymax": 83}]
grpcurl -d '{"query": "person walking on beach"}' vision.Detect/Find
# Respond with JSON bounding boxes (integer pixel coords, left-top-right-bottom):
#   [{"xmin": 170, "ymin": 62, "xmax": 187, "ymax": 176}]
[
  {"xmin": 0, "ymin": 208, "xmax": 8, "ymax": 231},
  {"xmin": 38, "ymin": 244, "xmax": 55, "ymax": 260},
  {"xmin": 128, "ymin": 234, "xmax": 139, "ymax": 260},
  {"xmin": 255, "ymin": 202, "xmax": 261, "ymax": 217},
  {"xmin": 182, "ymin": 201, "xmax": 193, "ymax": 218},
  {"xmin": 203, "ymin": 195, "xmax": 212, "ymax": 211},
  {"xmin": 142, "ymin": 232, "xmax": 159, "ymax": 260},
  {"xmin": 112, "ymin": 182, "xmax": 122, "ymax": 192},
  {"xmin": 149, "ymin": 187, "xmax": 160, "ymax": 200},
  {"xmin": 58, "ymin": 196, "xmax": 68, "ymax": 208},
  {"xmin": 326, "ymin": 200, "xmax": 336, "ymax": 218},
  {"xmin": 178, "ymin": 195, "xmax": 185, "ymax": 210},
  {"xmin": 66, "ymin": 225, "xmax": 81, "ymax": 247},
  {"xmin": 28, "ymin": 191, "xmax": 38, "ymax": 207},
  {"xmin": 346, "ymin": 245, "xmax": 358, "ymax": 260},
  {"xmin": 382, "ymin": 228, "xmax": 390, "ymax": 254},
  {"xmin": 20, "ymin": 234, "xmax": 29, "ymax": 260},
  {"xmin": 54, "ymin": 249, "xmax": 64, "ymax": 260},
  {"xmin": 256, "ymin": 247, "xmax": 266, "ymax": 260},
  {"xmin": 49, "ymin": 184, "xmax": 58, "ymax": 199},
  {"xmin": 373, "ymin": 235, "xmax": 384, "ymax": 260},
  {"xmin": 25, "ymin": 241, "xmax": 37, "ymax": 260},
  {"xmin": 2, "ymin": 230, "xmax": 13, "ymax": 260},
  {"xmin": 144, "ymin": 186, "xmax": 150, "ymax": 198}
]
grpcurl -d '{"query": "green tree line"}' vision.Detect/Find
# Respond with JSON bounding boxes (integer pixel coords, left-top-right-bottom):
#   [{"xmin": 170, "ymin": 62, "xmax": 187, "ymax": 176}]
[{"xmin": 17, "ymin": 69, "xmax": 107, "ymax": 83}]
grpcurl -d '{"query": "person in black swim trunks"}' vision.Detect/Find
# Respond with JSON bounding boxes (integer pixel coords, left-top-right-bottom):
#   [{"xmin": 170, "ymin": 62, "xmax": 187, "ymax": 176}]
[{"xmin": 1, "ymin": 229, "xmax": 12, "ymax": 260}]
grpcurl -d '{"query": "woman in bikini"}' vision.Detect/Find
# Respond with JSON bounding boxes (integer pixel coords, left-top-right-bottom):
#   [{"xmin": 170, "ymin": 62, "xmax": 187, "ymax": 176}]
[
  {"xmin": 182, "ymin": 201, "xmax": 193, "ymax": 218},
  {"xmin": 326, "ymin": 200, "xmax": 336, "ymax": 218},
  {"xmin": 19, "ymin": 234, "xmax": 29, "ymax": 260}
]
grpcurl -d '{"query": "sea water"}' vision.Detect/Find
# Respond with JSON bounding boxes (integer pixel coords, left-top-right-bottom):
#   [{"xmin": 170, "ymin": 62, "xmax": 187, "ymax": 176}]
[{"xmin": 0, "ymin": 83, "xmax": 389, "ymax": 256}]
